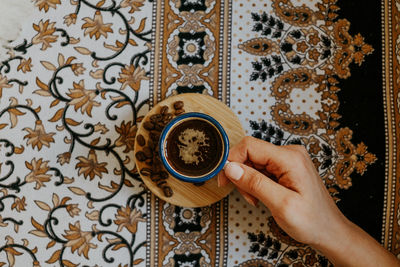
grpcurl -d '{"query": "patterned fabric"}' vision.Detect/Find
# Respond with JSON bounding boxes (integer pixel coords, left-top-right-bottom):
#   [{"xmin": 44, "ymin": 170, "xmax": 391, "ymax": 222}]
[{"xmin": 0, "ymin": 0, "xmax": 397, "ymax": 266}]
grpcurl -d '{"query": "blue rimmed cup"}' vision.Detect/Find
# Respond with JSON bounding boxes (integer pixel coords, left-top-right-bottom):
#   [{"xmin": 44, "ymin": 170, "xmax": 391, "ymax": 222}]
[{"xmin": 159, "ymin": 112, "xmax": 229, "ymax": 183}]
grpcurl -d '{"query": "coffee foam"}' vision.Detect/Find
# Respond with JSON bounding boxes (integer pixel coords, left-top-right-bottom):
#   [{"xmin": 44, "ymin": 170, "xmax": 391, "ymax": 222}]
[{"xmin": 177, "ymin": 128, "xmax": 210, "ymax": 165}]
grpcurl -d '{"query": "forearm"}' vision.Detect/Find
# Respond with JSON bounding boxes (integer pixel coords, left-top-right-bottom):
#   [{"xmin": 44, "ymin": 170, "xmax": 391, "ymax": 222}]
[{"xmin": 314, "ymin": 219, "xmax": 399, "ymax": 267}]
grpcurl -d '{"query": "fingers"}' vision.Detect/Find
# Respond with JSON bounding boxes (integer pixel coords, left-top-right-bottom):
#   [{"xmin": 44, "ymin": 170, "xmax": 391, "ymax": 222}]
[
  {"xmin": 237, "ymin": 188, "xmax": 259, "ymax": 207},
  {"xmin": 217, "ymin": 171, "xmax": 230, "ymax": 187},
  {"xmin": 223, "ymin": 161, "xmax": 294, "ymax": 211},
  {"xmin": 217, "ymin": 172, "xmax": 258, "ymax": 206},
  {"xmin": 228, "ymin": 136, "xmax": 308, "ymax": 182}
]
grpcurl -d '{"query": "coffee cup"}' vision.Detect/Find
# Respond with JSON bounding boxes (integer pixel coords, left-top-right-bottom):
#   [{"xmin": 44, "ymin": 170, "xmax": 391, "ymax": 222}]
[{"xmin": 159, "ymin": 112, "xmax": 229, "ymax": 183}]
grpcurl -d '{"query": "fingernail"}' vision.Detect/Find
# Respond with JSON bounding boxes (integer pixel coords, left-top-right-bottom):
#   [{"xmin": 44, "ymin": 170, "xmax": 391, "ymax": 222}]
[
  {"xmin": 223, "ymin": 160, "xmax": 230, "ymax": 170},
  {"xmin": 224, "ymin": 162, "xmax": 243, "ymax": 181},
  {"xmin": 243, "ymin": 195, "xmax": 257, "ymax": 207}
]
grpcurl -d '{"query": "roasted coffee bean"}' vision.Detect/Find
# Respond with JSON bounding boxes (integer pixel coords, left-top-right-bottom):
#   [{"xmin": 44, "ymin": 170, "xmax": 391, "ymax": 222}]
[
  {"xmin": 175, "ymin": 109, "xmax": 185, "ymax": 115},
  {"xmin": 150, "ymin": 131, "xmax": 160, "ymax": 141},
  {"xmin": 152, "ymin": 178, "xmax": 162, "ymax": 183},
  {"xmin": 160, "ymin": 105, "xmax": 169, "ymax": 115},
  {"xmin": 136, "ymin": 134, "xmax": 145, "ymax": 146},
  {"xmin": 153, "ymin": 157, "xmax": 161, "ymax": 167},
  {"xmin": 173, "ymin": 101, "xmax": 184, "ymax": 110},
  {"xmin": 160, "ymin": 171, "xmax": 169, "ymax": 179},
  {"xmin": 150, "ymin": 173, "xmax": 160, "ymax": 181},
  {"xmin": 143, "ymin": 121, "xmax": 154, "ymax": 130},
  {"xmin": 145, "ymin": 158, "xmax": 152, "ymax": 165},
  {"xmin": 150, "ymin": 114, "xmax": 162, "ymax": 122},
  {"xmin": 152, "ymin": 163, "xmax": 161, "ymax": 174},
  {"xmin": 143, "ymin": 147, "xmax": 153, "ymax": 158},
  {"xmin": 154, "ymin": 123, "xmax": 164, "ymax": 131},
  {"xmin": 135, "ymin": 151, "xmax": 146, "ymax": 162},
  {"xmin": 147, "ymin": 139, "xmax": 155, "ymax": 150},
  {"xmin": 163, "ymin": 186, "xmax": 173, "ymax": 197},
  {"xmin": 163, "ymin": 113, "xmax": 173, "ymax": 123},
  {"xmin": 140, "ymin": 168, "xmax": 152, "ymax": 176},
  {"xmin": 157, "ymin": 180, "xmax": 167, "ymax": 187}
]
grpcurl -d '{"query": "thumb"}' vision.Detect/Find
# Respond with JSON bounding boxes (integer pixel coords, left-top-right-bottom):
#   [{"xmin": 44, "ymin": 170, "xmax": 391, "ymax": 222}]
[{"xmin": 224, "ymin": 162, "xmax": 292, "ymax": 210}]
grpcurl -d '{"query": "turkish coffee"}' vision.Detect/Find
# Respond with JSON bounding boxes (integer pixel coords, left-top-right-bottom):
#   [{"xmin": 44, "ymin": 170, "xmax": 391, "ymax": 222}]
[{"xmin": 165, "ymin": 118, "xmax": 223, "ymax": 177}]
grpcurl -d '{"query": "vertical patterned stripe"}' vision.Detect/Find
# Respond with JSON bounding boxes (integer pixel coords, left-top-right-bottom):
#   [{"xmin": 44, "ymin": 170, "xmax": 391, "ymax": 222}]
[{"xmin": 382, "ymin": 0, "xmax": 398, "ymax": 252}]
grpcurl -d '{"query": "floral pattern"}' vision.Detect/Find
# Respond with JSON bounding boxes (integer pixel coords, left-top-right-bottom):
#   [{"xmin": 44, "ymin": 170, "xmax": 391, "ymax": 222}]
[{"xmin": 0, "ymin": 0, "xmax": 394, "ymax": 266}]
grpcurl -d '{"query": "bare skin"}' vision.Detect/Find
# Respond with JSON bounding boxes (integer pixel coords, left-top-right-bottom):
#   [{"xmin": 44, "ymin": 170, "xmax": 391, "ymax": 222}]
[{"xmin": 218, "ymin": 136, "xmax": 400, "ymax": 267}]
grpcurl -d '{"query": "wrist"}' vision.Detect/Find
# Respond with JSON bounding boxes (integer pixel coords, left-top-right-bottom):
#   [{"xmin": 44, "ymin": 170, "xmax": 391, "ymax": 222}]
[
  {"xmin": 311, "ymin": 217, "xmax": 399, "ymax": 267},
  {"xmin": 311, "ymin": 214, "xmax": 353, "ymax": 254}
]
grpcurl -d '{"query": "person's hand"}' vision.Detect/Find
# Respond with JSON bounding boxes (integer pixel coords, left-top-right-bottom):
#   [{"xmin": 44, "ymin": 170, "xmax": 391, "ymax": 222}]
[
  {"xmin": 218, "ymin": 136, "xmax": 346, "ymax": 247},
  {"xmin": 218, "ymin": 136, "xmax": 399, "ymax": 267}
]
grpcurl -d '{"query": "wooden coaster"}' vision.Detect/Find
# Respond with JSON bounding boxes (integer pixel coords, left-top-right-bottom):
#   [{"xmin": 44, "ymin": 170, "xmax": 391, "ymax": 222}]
[{"xmin": 134, "ymin": 93, "xmax": 245, "ymax": 207}]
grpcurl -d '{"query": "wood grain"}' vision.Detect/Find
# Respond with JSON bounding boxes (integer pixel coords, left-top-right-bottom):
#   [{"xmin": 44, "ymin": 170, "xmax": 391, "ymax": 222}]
[{"xmin": 134, "ymin": 93, "xmax": 245, "ymax": 207}]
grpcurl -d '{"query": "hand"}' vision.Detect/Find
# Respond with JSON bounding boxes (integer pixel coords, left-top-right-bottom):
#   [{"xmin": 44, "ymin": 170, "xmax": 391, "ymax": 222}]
[
  {"xmin": 218, "ymin": 136, "xmax": 399, "ymax": 267},
  {"xmin": 218, "ymin": 136, "xmax": 345, "ymax": 246}
]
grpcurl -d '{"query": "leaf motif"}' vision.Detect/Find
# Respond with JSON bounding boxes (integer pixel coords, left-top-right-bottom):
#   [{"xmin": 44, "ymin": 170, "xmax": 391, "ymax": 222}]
[
  {"xmin": 116, "ymin": 40, "xmax": 124, "ymax": 48},
  {"xmin": 0, "ymin": 262, "xmax": 6, "ymax": 266},
  {"xmin": 28, "ymin": 230, "xmax": 48, "ymax": 237},
  {"xmin": 4, "ymin": 247, "xmax": 22, "ymax": 256},
  {"xmin": 133, "ymin": 259, "xmax": 144, "ymax": 265},
  {"xmin": 124, "ymin": 179, "xmax": 133, "ymax": 187},
  {"xmin": 129, "ymin": 39, "xmax": 137, "ymax": 46},
  {"xmin": 50, "ymin": 99, "xmax": 60, "ymax": 107},
  {"xmin": 8, "ymin": 108, "xmax": 25, "ymax": 116},
  {"xmin": 65, "ymin": 118, "xmax": 82, "ymax": 126},
  {"xmin": 31, "ymin": 217, "xmax": 45, "ymax": 232},
  {"xmin": 49, "ymin": 108, "xmax": 64, "ymax": 122},
  {"xmin": 62, "ymin": 260, "xmax": 79, "ymax": 267},
  {"xmin": 58, "ymin": 54, "xmax": 65, "ymax": 66},
  {"xmin": 22, "ymin": 239, "xmax": 28, "ymax": 247},
  {"xmin": 46, "ymin": 240, "xmax": 56, "ymax": 249},
  {"xmin": 112, "ymin": 243, "xmax": 127, "ymax": 251},
  {"xmin": 9, "ymin": 111, "xmax": 21, "ymax": 129},
  {"xmin": 136, "ymin": 18, "xmax": 147, "ymax": 33},
  {"xmin": 74, "ymin": 46, "xmax": 91, "ymax": 55},
  {"xmin": 116, "ymin": 101, "xmax": 130, "ymax": 108},
  {"xmin": 36, "ymin": 77, "xmax": 49, "ymax": 91},
  {"xmin": 90, "ymin": 137, "xmax": 101, "ymax": 146},
  {"xmin": 96, "ymin": 0, "xmax": 105, "ymax": 7},
  {"xmin": 18, "ymin": 84, "xmax": 24, "ymax": 94},
  {"xmin": 34, "ymin": 89, "xmax": 52, "ymax": 96},
  {"xmin": 66, "ymin": 56, "xmax": 76, "ymax": 65},
  {"xmin": 93, "ymin": 123, "xmax": 109, "ymax": 134},
  {"xmin": 87, "ymin": 201, "xmax": 94, "ymax": 209},
  {"xmin": 60, "ymin": 196, "xmax": 71, "ymax": 205},
  {"xmin": 100, "ymin": 91, "xmax": 107, "ymax": 99},
  {"xmin": 104, "ymin": 42, "xmax": 121, "ymax": 52},
  {"xmin": 14, "ymin": 223, "xmax": 19, "ymax": 233},
  {"xmin": 90, "ymin": 69, "xmax": 104, "ymax": 79},
  {"xmin": 0, "ymin": 124, "xmax": 7, "ymax": 129},
  {"xmin": 63, "ymin": 176, "xmax": 74, "ymax": 184},
  {"xmin": 69, "ymin": 37, "xmax": 80, "ymax": 44},
  {"xmin": 34, "ymin": 200, "xmax": 51, "ymax": 211},
  {"xmin": 14, "ymin": 146, "xmax": 24, "ymax": 154},
  {"xmin": 97, "ymin": 233, "xmax": 103, "ymax": 242},
  {"xmin": 52, "ymin": 193, "xmax": 60, "ymax": 207},
  {"xmin": 46, "ymin": 249, "xmax": 61, "ymax": 264},
  {"xmin": 41, "ymin": 61, "xmax": 57, "ymax": 71},
  {"xmin": 98, "ymin": 182, "xmax": 117, "ymax": 192},
  {"xmin": 85, "ymin": 210, "xmax": 99, "ymax": 221},
  {"xmin": 68, "ymin": 186, "xmax": 86, "ymax": 196}
]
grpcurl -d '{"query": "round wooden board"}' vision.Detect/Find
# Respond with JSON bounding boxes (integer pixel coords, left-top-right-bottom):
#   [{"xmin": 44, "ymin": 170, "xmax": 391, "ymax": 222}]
[{"xmin": 134, "ymin": 93, "xmax": 245, "ymax": 207}]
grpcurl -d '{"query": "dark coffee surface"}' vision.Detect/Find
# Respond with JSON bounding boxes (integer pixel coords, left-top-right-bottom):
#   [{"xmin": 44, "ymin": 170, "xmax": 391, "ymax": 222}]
[{"xmin": 165, "ymin": 119, "xmax": 223, "ymax": 177}]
